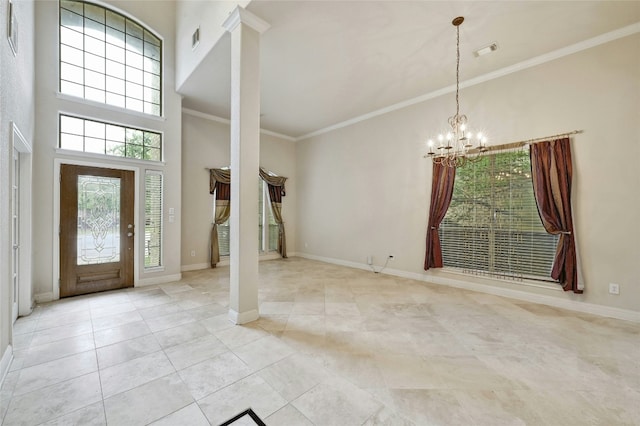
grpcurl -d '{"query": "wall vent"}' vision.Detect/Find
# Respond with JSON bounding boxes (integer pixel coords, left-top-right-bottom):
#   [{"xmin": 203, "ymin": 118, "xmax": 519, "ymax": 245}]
[{"xmin": 192, "ymin": 27, "xmax": 200, "ymax": 50}]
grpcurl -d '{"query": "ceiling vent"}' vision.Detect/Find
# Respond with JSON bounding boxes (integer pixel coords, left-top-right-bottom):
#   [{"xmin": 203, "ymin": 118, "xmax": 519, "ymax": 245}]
[{"xmin": 473, "ymin": 43, "xmax": 498, "ymax": 57}]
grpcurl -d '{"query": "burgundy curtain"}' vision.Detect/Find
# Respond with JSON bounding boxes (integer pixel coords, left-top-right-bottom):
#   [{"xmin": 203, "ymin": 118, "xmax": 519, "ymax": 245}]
[
  {"xmin": 530, "ymin": 137, "xmax": 581, "ymax": 293},
  {"xmin": 424, "ymin": 162, "xmax": 456, "ymax": 270}
]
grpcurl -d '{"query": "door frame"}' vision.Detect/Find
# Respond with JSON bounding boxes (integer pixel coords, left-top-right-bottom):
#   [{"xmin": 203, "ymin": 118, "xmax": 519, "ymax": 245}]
[
  {"xmin": 11, "ymin": 122, "xmax": 33, "ymax": 317},
  {"xmin": 53, "ymin": 158, "xmax": 140, "ymax": 300}
]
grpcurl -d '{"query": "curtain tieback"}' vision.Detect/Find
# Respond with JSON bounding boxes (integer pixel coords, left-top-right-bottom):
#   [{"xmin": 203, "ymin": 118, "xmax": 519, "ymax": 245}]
[
  {"xmin": 559, "ymin": 231, "xmax": 572, "ymax": 235},
  {"xmin": 430, "ymin": 226, "xmax": 438, "ymax": 230}
]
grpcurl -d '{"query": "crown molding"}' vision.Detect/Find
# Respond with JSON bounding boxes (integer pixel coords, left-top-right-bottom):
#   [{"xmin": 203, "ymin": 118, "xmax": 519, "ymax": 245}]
[
  {"xmin": 294, "ymin": 22, "xmax": 640, "ymax": 142},
  {"xmin": 223, "ymin": 6, "xmax": 270, "ymax": 34},
  {"xmin": 182, "ymin": 108, "xmax": 296, "ymax": 142}
]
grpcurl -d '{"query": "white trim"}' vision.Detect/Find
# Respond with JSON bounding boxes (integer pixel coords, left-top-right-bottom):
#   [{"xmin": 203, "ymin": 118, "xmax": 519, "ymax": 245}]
[
  {"xmin": 228, "ymin": 308, "xmax": 259, "ymax": 325},
  {"xmin": 295, "ymin": 22, "xmax": 640, "ymax": 141},
  {"xmin": 56, "ymin": 93, "xmax": 167, "ymax": 122},
  {"xmin": 34, "ymin": 292, "xmax": 54, "ymax": 304},
  {"xmin": 55, "ymin": 149, "xmax": 166, "ymax": 168},
  {"xmin": 136, "ymin": 273, "xmax": 182, "ymax": 288},
  {"xmin": 181, "ymin": 263, "xmax": 210, "ymax": 272},
  {"xmin": 295, "ymin": 253, "xmax": 640, "ymax": 323},
  {"xmin": 11, "ymin": 122, "xmax": 34, "ymax": 316},
  {"xmin": 0, "ymin": 345, "xmax": 13, "ymax": 388},
  {"xmin": 223, "ymin": 6, "xmax": 270, "ymax": 34},
  {"xmin": 181, "ymin": 253, "xmax": 285, "ymax": 272},
  {"xmin": 182, "ymin": 108, "xmax": 296, "ymax": 142}
]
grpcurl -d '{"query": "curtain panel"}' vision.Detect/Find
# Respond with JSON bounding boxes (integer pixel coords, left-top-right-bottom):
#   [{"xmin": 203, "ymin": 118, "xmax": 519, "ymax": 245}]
[
  {"xmin": 424, "ymin": 162, "xmax": 457, "ymax": 270},
  {"xmin": 209, "ymin": 169, "xmax": 231, "ymax": 268},
  {"xmin": 260, "ymin": 168, "xmax": 288, "ymax": 258},
  {"xmin": 208, "ymin": 167, "xmax": 289, "ymax": 265},
  {"xmin": 529, "ymin": 137, "xmax": 582, "ymax": 293}
]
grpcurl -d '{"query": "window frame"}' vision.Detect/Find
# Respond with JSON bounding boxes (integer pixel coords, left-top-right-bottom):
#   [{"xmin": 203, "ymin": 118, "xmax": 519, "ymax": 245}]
[
  {"xmin": 215, "ymin": 180, "xmax": 278, "ymax": 257},
  {"xmin": 58, "ymin": 0, "xmax": 163, "ymax": 116},
  {"xmin": 144, "ymin": 170, "xmax": 163, "ymax": 270},
  {"xmin": 438, "ymin": 148, "xmax": 560, "ymax": 284},
  {"xmin": 58, "ymin": 113, "xmax": 163, "ymax": 162}
]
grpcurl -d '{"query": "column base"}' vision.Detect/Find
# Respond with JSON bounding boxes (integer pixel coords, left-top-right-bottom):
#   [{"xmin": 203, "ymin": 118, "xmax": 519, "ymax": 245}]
[{"xmin": 228, "ymin": 308, "xmax": 259, "ymax": 325}]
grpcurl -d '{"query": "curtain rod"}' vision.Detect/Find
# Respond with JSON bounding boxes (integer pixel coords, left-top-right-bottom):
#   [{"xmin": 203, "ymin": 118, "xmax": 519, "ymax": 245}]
[{"xmin": 479, "ymin": 130, "xmax": 583, "ymax": 153}]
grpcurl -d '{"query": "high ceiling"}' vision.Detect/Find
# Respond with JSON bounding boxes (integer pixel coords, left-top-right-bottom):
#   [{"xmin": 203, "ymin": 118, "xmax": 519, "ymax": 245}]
[{"xmin": 178, "ymin": 1, "xmax": 640, "ymax": 139}]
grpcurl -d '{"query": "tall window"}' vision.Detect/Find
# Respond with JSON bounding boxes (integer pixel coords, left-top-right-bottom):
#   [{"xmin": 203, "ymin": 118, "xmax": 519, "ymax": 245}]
[
  {"xmin": 59, "ymin": 0, "xmax": 162, "ymax": 115},
  {"xmin": 216, "ymin": 181, "xmax": 277, "ymax": 256},
  {"xmin": 144, "ymin": 171, "xmax": 163, "ymax": 268},
  {"xmin": 438, "ymin": 149, "xmax": 559, "ymax": 281},
  {"xmin": 59, "ymin": 115, "xmax": 162, "ymax": 161}
]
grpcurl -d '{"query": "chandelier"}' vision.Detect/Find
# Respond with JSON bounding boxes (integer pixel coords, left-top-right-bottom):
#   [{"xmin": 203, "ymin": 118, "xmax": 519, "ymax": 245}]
[{"xmin": 425, "ymin": 16, "xmax": 488, "ymax": 168}]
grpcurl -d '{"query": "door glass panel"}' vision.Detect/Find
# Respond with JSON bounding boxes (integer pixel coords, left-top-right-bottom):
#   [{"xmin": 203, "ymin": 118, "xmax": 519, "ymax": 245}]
[{"xmin": 77, "ymin": 175, "xmax": 121, "ymax": 265}]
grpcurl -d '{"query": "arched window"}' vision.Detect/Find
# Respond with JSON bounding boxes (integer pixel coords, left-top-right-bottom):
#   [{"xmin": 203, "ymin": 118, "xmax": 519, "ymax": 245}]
[{"xmin": 59, "ymin": 0, "xmax": 162, "ymax": 116}]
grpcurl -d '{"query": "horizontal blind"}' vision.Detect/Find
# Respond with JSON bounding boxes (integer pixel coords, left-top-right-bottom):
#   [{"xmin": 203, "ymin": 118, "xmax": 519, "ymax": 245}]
[
  {"xmin": 217, "ymin": 220, "xmax": 230, "ymax": 256},
  {"xmin": 439, "ymin": 148, "xmax": 559, "ymax": 281},
  {"xmin": 144, "ymin": 171, "xmax": 163, "ymax": 268}
]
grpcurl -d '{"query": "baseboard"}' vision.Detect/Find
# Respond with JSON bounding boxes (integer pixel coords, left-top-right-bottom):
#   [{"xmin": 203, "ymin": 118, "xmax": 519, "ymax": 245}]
[
  {"xmin": 228, "ymin": 308, "xmax": 259, "ymax": 325},
  {"xmin": 34, "ymin": 292, "xmax": 54, "ymax": 304},
  {"xmin": 136, "ymin": 273, "xmax": 182, "ymax": 287},
  {"xmin": 181, "ymin": 253, "xmax": 287, "ymax": 272},
  {"xmin": 425, "ymin": 273, "xmax": 640, "ymax": 323},
  {"xmin": 296, "ymin": 252, "xmax": 640, "ymax": 323},
  {"xmin": 1, "ymin": 345, "xmax": 13, "ymax": 389},
  {"xmin": 181, "ymin": 263, "xmax": 210, "ymax": 272}
]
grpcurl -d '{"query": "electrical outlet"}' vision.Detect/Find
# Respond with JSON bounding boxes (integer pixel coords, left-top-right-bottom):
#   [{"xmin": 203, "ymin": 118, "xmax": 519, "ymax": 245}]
[
  {"xmin": 608, "ymin": 283, "xmax": 620, "ymax": 295},
  {"xmin": 190, "ymin": 250, "xmax": 196, "ymax": 257},
  {"xmin": 367, "ymin": 256, "xmax": 373, "ymax": 265}
]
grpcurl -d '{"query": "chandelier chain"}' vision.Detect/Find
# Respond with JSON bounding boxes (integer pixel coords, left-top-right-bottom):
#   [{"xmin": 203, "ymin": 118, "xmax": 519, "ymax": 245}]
[
  {"xmin": 425, "ymin": 16, "xmax": 487, "ymax": 168},
  {"xmin": 455, "ymin": 22, "xmax": 460, "ymax": 120}
]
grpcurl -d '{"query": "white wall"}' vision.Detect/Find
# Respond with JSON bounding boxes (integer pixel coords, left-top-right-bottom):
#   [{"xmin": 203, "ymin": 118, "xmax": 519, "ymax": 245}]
[
  {"xmin": 175, "ymin": 0, "xmax": 249, "ymax": 90},
  {"xmin": 296, "ymin": 34, "xmax": 640, "ymax": 314},
  {"xmin": 32, "ymin": 0, "xmax": 183, "ymax": 300},
  {"xmin": 181, "ymin": 111, "xmax": 297, "ymax": 269},
  {"xmin": 0, "ymin": 0, "xmax": 35, "ymax": 377}
]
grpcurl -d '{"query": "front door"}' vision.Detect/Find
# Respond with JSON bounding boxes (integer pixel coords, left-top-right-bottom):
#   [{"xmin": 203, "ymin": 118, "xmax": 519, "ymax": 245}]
[{"xmin": 60, "ymin": 165, "xmax": 134, "ymax": 297}]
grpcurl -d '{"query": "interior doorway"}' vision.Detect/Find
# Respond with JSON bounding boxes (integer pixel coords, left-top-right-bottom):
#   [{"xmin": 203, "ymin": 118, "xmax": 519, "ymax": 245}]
[
  {"xmin": 60, "ymin": 164, "xmax": 135, "ymax": 297},
  {"xmin": 11, "ymin": 122, "xmax": 33, "ymax": 319}
]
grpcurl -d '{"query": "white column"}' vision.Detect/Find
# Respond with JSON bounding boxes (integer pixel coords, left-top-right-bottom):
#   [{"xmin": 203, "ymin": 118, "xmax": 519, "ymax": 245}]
[{"xmin": 223, "ymin": 7, "xmax": 270, "ymax": 325}]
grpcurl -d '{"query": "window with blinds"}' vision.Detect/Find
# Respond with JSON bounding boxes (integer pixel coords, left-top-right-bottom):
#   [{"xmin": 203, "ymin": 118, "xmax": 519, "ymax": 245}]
[
  {"xmin": 144, "ymin": 171, "xmax": 163, "ymax": 269},
  {"xmin": 215, "ymin": 180, "xmax": 278, "ymax": 257},
  {"xmin": 438, "ymin": 148, "xmax": 559, "ymax": 281}
]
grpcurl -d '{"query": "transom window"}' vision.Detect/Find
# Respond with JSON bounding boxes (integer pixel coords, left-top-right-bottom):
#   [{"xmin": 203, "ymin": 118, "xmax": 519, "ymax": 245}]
[
  {"xmin": 439, "ymin": 149, "xmax": 559, "ymax": 282},
  {"xmin": 60, "ymin": 114, "xmax": 162, "ymax": 161},
  {"xmin": 59, "ymin": 0, "xmax": 162, "ymax": 116}
]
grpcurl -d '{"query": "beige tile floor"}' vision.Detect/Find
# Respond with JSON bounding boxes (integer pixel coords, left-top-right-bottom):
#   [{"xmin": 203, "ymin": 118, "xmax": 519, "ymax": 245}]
[{"xmin": 1, "ymin": 257, "xmax": 639, "ymax": 425}]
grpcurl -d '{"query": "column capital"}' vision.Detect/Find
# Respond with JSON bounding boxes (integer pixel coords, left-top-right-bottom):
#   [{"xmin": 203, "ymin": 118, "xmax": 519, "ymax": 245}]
[{"xmin": 223, "ymin": 6, "xmax": 270, "ymax": 34}]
